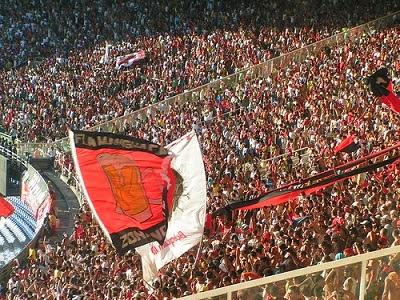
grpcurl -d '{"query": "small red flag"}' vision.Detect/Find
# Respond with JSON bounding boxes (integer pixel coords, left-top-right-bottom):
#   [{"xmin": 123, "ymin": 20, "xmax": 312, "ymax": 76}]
[
  {"xmin": 334, "ymin": 135, "xmax": 359, "ymax": 154},
  {"xmin": 0, "ymin": 196, "xmax": 14, "ymax": 217}
]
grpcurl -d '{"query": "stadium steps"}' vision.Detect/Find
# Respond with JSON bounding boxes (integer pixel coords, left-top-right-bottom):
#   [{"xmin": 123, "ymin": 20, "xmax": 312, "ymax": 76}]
[
  {"xmin": 9, "ymin": 214, "xmax": 35, "ymax": 239},
  {"xmin": 40, "ymin": 170, "xmax": 80, "ymax": 242},
  {"xmin": 0, "ymin": 225, "xmax": 15, "ymax": 244},
  {"xmin": 4, "ymin": 218, "xmax": 26, "ymax": 244}
]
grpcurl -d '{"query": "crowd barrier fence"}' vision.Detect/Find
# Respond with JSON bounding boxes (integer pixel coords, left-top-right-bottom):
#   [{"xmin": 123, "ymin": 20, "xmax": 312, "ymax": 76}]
[{"xmin": 181, "ymin": 244, "xmax": 400, "ymax": 300}]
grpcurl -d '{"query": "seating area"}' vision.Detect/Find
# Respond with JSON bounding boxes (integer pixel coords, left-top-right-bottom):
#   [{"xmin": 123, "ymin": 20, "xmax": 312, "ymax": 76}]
[
  {"xmin": 1, "ymin": 0, "xmax": 400, "ymax": 297},
  {"xmin": 9, "ymin": 215, "xmax": 35, "ymax": 238},
  {"xmin": 0, "ymin": 223, "xmax": 16, "ymax": 244},
  {"xmin": 0, "ymin": 196, "xmax": 36, "ymax": 268},
  {"xmin": 8, "ymin": 197, "xmax": 37, "ymax": 231}
]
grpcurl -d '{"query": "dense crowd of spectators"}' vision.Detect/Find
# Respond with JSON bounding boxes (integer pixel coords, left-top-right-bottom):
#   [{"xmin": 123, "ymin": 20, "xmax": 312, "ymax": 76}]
[
  {"xmin": 0, "ymin": 0, "xmax": 399, "ymax": 143},
  {"xmin": 1, "ymin": 0, "xmax": 400, "ymax": 299}
]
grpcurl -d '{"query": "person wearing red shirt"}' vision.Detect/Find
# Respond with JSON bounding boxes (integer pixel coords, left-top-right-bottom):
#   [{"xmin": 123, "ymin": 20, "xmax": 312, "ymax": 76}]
[{"xmin": 73, "ymin": 222, "xmax": 85, "ymax": 242}]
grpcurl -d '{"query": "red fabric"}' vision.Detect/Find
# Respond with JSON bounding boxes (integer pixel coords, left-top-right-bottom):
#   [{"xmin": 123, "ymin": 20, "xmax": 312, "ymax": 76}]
[
  {"xmin": 229, "ymin": 152, "xmax": 400, "ymax": 211},
  {"xmin": 0, "ymin": 197, "xmax": 14, "ymax": 217},
  {"xmin": 241, "ymin": 272, "xmax": 262, "ymax": 280},
  {"xmin": 334, "ymin": 135, "xmax": 356, "ymax": 154},
  {"xmin": 117, "ymin": 50, "xmax": 146, "ymax": 67},
  {"xmin": 380, "ymin": 91, "xmax": 400, "ymax": 114},
  {"xmin": 74, "ymin": 225, "xmax": 85, "ymax": 241},
  {"xmin": 387, "ymin": 80, "xmax": 393, "ymax": 93},
  {"xmin": 72, "ymin": 131, "xmax": 176, "ymax": 254}
]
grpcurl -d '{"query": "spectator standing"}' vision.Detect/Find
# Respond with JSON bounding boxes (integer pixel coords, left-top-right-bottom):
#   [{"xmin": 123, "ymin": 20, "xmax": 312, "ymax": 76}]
[{"xmin": 382, "ymin": 260, "xmax": 400, "ymax": 300}]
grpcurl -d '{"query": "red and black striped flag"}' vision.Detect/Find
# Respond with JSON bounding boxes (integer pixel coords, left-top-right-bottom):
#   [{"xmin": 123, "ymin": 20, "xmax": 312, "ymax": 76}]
[
  {"xmin": 334, "ymin": 135, "xmax": 360, "ymax": 154},
  {"xmin": 214, "ymin": 143, "xmax": 400, "ymax": 213}
]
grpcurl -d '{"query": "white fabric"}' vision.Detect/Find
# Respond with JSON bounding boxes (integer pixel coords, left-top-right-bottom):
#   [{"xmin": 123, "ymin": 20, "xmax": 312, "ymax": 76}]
[
  {"xmin": 99, "ymin": 41, "xmax": 111, "ymax": 64},
  {"xmin": 136, "ymin": 131, "xmax": 207, "ymax": 282},
  {"xmin": 115, "ymin": 49, "xmax": 145, "ymax": 69}
]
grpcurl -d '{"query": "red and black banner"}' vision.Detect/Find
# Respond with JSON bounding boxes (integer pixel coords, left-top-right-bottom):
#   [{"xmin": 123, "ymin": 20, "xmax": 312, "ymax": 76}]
[
  {"xmin": 269, "ymin": 142, "xmax": 400, "ymax": 192},
  {"xmin": 367, "ymin": 68, "xmax": 400, "ymax": 113},
  {"xmin": 380, "ymin": 92, "xmax": 400, "ymax": 114},
  {"xmin": 70, "ymin": 130, "xmax": 176, "ymax": 254},
  {"xmin": 334, "ymin": 135, "xmax": 360, "ymax": 154},
  {"xmin": 225, "ymin": 154, "xmax": 400, "ymax": 211},
  {"xmin": 0, "ymin": 196, "xmax": 14, "ymax": 217},
  {"xmin": 213, "ymin": 144, "xmax": 400, "ymax": 214}
]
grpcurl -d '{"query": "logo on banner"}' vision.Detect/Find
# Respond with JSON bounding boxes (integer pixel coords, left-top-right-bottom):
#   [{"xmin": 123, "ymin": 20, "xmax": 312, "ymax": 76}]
[
  {"xmin": 97, "ymin": 153, "xmax": 164, "ymax": 223},
  {"xmin": 97, "ymin": 153, "xmax": 184, "ymax": 224}
]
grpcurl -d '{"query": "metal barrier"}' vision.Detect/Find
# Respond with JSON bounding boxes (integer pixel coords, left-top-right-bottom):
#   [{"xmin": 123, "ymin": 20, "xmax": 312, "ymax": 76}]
[
  {"xmin": 58, "ymin": 171, "xmax": 86, "ymax": 206},
  {"xmin": 181, "ymin": 244, "xmax": 400, "ymax": 300},
  {"xmin": 0, "ymin": 147, "xmax": 27, "ymax": 170},
  {"xmin": 256, "ymin": 147, "xmax": 311, "ymax": 175},
  {"xmin": 17, "ymin": 143, "xmax": 51, "ymax": 159},
  {"xmin": 0, "ymin": 132, "xmax": 14, "ymax": 144}
]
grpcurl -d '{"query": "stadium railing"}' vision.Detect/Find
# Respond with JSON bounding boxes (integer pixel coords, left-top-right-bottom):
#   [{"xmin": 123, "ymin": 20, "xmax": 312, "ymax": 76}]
[
  {"xmin": 180, "ymin": 244, "xmax": 400, "ymax": 300},
  {"xmin": 0, "ymin": 146, "xmax": 27, "ymax": 174},
  {"xmin": 256, "ymin": 147, "xmax": 311, "ymax": 177},
  {"xmin": 58, "ymin": 170, "xmax": 86, "ymax": 205},
  {"xmin": 0, "ymin": 132, "xmax": 14, "ymax": 144}
]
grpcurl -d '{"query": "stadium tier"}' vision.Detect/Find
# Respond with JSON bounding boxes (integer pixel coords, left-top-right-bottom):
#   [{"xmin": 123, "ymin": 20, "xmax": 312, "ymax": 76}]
[
  {"xmin": 1, "ymin": 1, "xmax": 400, "ymax": 299},
  {"xmin": 0, "ymin": 197, "xmax": 36, "ymax": 269}
]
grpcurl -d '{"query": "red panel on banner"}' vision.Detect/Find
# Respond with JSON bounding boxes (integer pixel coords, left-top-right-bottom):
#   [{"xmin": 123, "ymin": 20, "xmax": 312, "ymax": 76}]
[
  {"xmin": 334, "ymin": 135, "xmax": 359, "ymax": 154},
  {"xmin": 70, "ymin": 131, "xmax": 176, "ymax": 254}
]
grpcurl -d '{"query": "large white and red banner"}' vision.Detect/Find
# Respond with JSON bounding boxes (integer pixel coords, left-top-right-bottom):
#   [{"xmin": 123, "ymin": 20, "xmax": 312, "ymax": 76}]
[
  {"xmin": 20, "ymin": 165, "xmax": 51, "ymax": 230},
  {"xmin": 69, "ymin": 130, "xmax": 177, "ymax": 254},
  {"xmin": 136, "ymin": 131, "xmax": 207, "ymax": 282},
  {"xmin": 115, "ymin": 49, "xmax": 146, "ymax": 69}
]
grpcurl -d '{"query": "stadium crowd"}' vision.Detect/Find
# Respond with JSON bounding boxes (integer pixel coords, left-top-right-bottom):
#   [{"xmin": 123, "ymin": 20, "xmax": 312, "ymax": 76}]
[
  {"xmin": 0, "ymin": 0, "xmax": 399, "ymax": 143},
  {"xmin": 1, "ymin": 0, "xmax": 400, "ymax": 299}
]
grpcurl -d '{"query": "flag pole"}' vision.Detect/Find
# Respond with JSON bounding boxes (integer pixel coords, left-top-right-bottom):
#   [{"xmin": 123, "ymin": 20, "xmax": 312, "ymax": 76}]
[{"xmin": 193, "ymin": 236, "xmax": 204, "ymax": 268}]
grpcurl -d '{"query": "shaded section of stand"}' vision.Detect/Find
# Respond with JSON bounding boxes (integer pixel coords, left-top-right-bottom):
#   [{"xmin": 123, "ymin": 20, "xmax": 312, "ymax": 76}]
[{"xmin": 40, "ymin": 170, "xmax": 81, "ymax": 242}]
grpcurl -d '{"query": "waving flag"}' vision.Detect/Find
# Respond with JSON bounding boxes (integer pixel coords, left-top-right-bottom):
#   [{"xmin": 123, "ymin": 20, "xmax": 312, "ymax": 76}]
[
  {"xmin": 220, "ymin": 154, "xmax": 400, "ymax": 212},
  {"xmin": 292, "ymin": 215, "xmax": 313, "ymax": 227},
  {"xmin": 136, "ymin": 131, "xmax": 207, "ymax": 282},
  {"xmin": 0, "ymin": 196, "xmax": 14, "ymax": 217},
  {"xmin": 334, "ymin": 135, "xmax": 360, "ymax": 154},
  {"xmin": 380, "ymin": 92, "xmax": 400, "ymax": 114},
  {"xmin": 214, "ymin": 143, "xmax": 400, "ymax": 214},
  {"xmin": 367, "ymin": 68, "xmax": 392, "ymax": 96},
  {"xmin": 367, "ymin": 68, "xmax": 400, "ymax": 113},
  {"xmin": 69, "ymin": 130, "xmax": 177, "ymax": 254},
  {"xmin": 116, "ymin": 50, "xmax": 146, "ymax": 69},
  {"xmin": 262, "ymin": 142, "xmax": 400, "ymax": 192}
]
